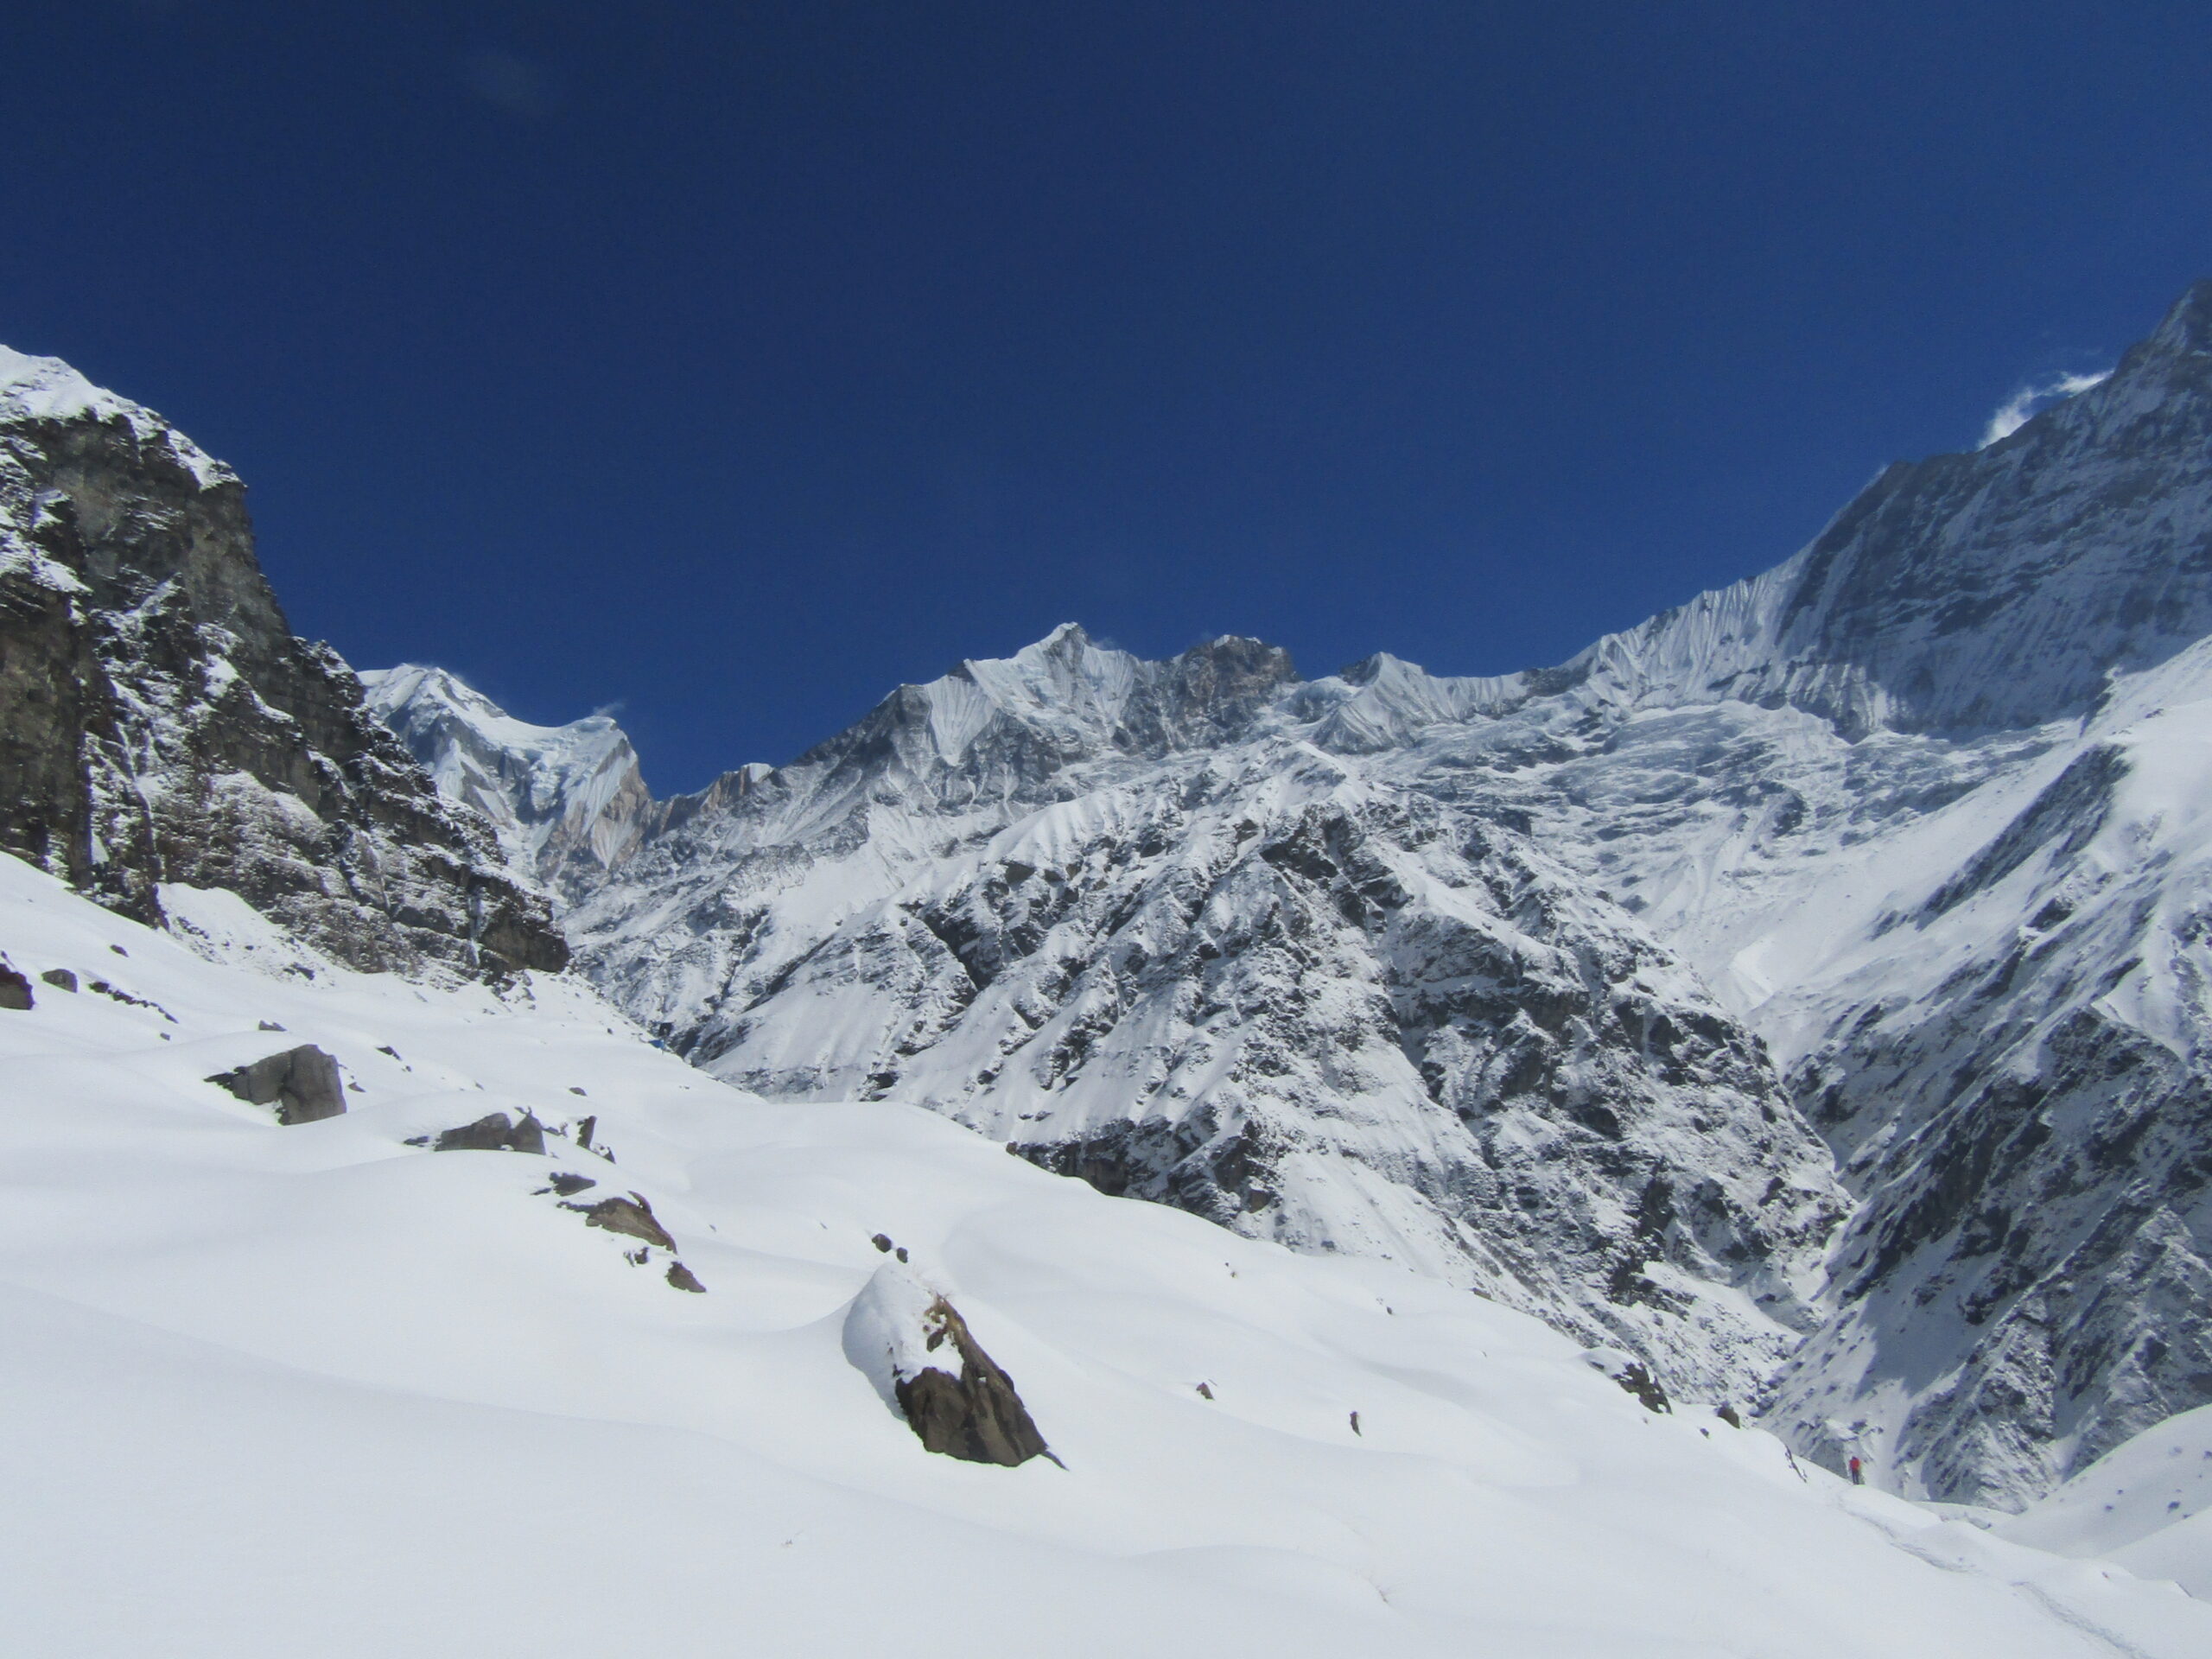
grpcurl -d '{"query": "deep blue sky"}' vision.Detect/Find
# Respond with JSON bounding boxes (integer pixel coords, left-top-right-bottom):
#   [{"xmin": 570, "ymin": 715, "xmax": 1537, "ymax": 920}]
[{"xmin": 6, "ymin": 3, "xmax": 2210, "ymax": 791}]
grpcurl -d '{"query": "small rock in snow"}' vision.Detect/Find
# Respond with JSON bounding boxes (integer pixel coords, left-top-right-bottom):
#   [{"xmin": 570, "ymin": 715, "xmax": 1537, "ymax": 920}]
[{"xmin": 567, "ymin": 1194, "xmax": 675, "ymax": 1251}]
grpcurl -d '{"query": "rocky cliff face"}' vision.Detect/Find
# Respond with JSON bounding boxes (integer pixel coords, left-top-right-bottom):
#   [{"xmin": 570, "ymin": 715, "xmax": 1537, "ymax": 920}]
[
  {"xmin": 0, "ymin": 347, "xmax": 564, "ymax": 977},
  {"xmin": 374, "ymin": 281, "xmax": 2212, "ymax": 1507}
]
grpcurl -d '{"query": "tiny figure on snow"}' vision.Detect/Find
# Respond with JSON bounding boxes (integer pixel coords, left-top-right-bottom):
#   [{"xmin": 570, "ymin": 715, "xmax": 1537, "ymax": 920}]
[{"xmin": 1848, "ymin": 1454, "xmax": 1864, "ymax": 1485}]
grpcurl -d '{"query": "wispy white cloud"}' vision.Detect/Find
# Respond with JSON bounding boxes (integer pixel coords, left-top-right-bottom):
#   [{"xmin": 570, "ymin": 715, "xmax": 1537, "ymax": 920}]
[{"xmin": 1980, "ymin": 369, "xmax": 2111, "ymax": 448}]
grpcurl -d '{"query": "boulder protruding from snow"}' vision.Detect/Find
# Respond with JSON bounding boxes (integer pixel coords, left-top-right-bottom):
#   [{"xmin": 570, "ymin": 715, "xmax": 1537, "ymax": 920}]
[
  {"xmin": 0, "ymin": 964, "xmax": 31, "ymax": 1010},
  {"xmin": 423, "ymin": 1111, "xmax": 546, "ymax": 1154},
  {"xmin": 207, "ymin": 1045, "xmax": 345, "ymax": 1125},
  {"xmin": 842, "ymin": 1262, "xmax": 1052, "ymax": 1467},
  {"xmin": 1580, "ymin": 1347, "xmax": 1672, "ymax": 1414},
  {"xmin": 565, "ymin": 1193, "xmax": 675, "ymax": 1251}
]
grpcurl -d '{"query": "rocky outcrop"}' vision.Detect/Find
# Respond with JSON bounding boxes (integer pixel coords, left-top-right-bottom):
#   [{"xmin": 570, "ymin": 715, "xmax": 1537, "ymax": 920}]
[
  {"xmin": 0, "ymin": 346, "xmax": 564, "ymax": 977},
  {"xmin": 567, "ymin": 1193, "xmax": 676, "ymax": 1251},
  {"xmin": 842, "ymin": 1260, "xmax": 1052, "ymax": 1466},
  {"xmin": 208, "ymin": 1045, "xmax": 346, "ymax": 1125},
  {"xmin": 420, "ymin": 1111, "xmax": 547, "ymax": 1154}
]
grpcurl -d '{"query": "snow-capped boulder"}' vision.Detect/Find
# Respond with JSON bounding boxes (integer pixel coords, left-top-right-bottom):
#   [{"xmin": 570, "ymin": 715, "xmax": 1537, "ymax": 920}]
[
  {"xmin": 566, "ymin": 1193, "xmax": 675, "ymax": 1251},
  {"xmin": 842, "ymin": 1258, "xmax": 1052, "ymax": 1466}
]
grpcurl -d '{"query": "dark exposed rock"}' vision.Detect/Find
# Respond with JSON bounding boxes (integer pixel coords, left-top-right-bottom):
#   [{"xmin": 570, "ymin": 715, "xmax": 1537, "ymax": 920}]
[
  {"xmin": 1582, "ymin": 1347, "xmax": 1671, "ymax": 1414},
  {"xmin": 87, "ymin": 978, "xmax": 173, "ymax": 1019},
  {"xmin": 665, "ymin": 1262, "xmax": 707, "ymax": 1293},
  {"xmin": 40, "ymin": 968, "xmax": 75, "ymax": 991},
  {"xmin": 429, "ymin": 1111, "xmax": 546, "ymax": 1154},
  {"xmin": 1613, "ymin": 1363, "xmax": 1671, "ymax": 1414},
  {"xmin": 0, "ymin": 965, "xmax": 30, "ymax": 1010},
  {"xmin": 843, "ymin": 1263, "xmax": 1053, "ymax": 1467},
  {"xmin": 566, "ymin": 1193, "xmax": 675, "ymax": 1251},
  {"xmin": 0, "ymin": 352, "xmax": 565, "ymax": 977},
  {"xmin": 547, "ymin": 1173, "xmax": 597, "ymax": 1197},
  {"xmin": 208, "ymin": 1045, "xmax": 346, "ymax": 1125}
]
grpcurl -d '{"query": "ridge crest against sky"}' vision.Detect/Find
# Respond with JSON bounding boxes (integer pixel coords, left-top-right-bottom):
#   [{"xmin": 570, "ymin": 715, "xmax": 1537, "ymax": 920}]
[{"xmin": 3, "ymin": 3, "xmax": 2207, "ymax": 790}]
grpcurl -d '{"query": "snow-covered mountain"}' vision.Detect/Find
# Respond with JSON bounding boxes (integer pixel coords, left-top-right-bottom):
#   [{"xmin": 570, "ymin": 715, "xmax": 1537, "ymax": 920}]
[
  {"xmin": 360, "ymin": 664, "xmax": 653, "ymax": 903},
  {"xmin": 0, "ymin": 346, "xmax": 563, "ymax": 977},
  {"xmin": 577, "ymin": 626, "xmax": 1853, "ymax": 1405},
  {"xmin": 6, "ymin": 849, "xmax": 2208, "ymax": 1657},
  {"xmin": 372, "ymin": 279, "xmax": 2212, "ymax": 1510}
]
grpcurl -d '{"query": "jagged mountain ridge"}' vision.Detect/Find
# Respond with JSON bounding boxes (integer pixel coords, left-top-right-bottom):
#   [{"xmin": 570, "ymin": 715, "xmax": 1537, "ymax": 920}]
[
  {"xmin": 375, "ymin": 279, "xmax": 2212, "ymax": 1506},
  {"xmin": 399, "ymin": 626, "xmax": 1847, "ymax": 1404},
  {"xmin": 0, "ymin": 346, "xmax": 564, "ymax": 978}
]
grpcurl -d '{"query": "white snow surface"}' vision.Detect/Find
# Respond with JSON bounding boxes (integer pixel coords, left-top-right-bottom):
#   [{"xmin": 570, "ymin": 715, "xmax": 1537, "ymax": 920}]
[
  {"xmin": 2002, "ymin": 1403, "xmax": 2212, "ymax": 1599},
  {"xmin": 2, "ymin": 849, "xmax": 2203, "ymax": 1656}
]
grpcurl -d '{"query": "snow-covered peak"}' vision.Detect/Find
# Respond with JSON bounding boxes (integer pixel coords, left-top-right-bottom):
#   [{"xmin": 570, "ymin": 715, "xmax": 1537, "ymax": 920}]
[
  {"xmin": 364, "ymin": 664, "xmax": 627, "ymax": 762},
  {"xmin": 778, "ymin": 626, "xmax": 1300, "ymax": 798},
  {"xmin": 362, "ymin": 664, "xmax": 652, "ymax": 896},
  {"xmin": 1305, "ymin": 652, "xmax": 1526, "ymax": 753},
  {"xmin": 937, "ymin": 622, "xmax": 1146, "ymax": 756},
  {"xmin": 0, "ymin": 342, "xmax": 233, "ymax": 488}
]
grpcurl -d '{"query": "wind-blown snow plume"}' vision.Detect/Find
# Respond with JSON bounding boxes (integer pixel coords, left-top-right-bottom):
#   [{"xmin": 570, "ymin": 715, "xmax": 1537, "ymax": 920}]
[{"xmin": 1980, "ymin": 367, "xmax": 2111, "ymax": 447}]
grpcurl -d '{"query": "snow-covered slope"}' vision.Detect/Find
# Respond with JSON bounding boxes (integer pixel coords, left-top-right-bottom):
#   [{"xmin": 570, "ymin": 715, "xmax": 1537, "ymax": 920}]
[
  {"xmin": 2001, "ymin": 1402, "xmax": 2212, "ymax": 1599},
  {"xmin": 361, "ymin": 664, "xmax": 652, "ymax": 902},
  {"xmin": 2, "ymin": 847, "xmax": 2205, "ymax": 1656}
]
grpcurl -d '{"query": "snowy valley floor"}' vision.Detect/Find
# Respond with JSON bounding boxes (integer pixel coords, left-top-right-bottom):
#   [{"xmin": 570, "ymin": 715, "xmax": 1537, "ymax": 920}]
[{"xmin": 0, "ymin": 851, "xmax": 2205, "ymax": 1657}]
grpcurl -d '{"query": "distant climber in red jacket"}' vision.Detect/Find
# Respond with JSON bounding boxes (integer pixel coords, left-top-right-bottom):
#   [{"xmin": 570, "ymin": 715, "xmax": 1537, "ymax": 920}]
[{"xmin": 1848, "ymin": 1455, "xmax": 1864, "ymax": 1485}]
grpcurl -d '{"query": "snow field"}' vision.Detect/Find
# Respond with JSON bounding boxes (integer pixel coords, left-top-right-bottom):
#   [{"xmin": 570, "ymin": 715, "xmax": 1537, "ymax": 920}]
[{"xmin": 0, "ymin": 852, "xmax": 2205, "ymax": 1656}]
